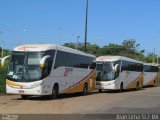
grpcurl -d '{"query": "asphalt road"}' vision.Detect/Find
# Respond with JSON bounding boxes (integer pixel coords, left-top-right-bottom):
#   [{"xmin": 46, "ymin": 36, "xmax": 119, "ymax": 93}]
[{"xmin": 0, "ymin": 86, "xmax": 160, "ymax": 120}]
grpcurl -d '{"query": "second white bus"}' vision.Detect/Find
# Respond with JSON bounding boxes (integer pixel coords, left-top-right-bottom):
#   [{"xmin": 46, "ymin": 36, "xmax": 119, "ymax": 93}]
[
  {"xmin": 143, "ymin": 63, "xmax": 159, "ymax": 86},
  {"xmin": 96, "ymin": 56, "xmax": 144, "ymax": 92}
]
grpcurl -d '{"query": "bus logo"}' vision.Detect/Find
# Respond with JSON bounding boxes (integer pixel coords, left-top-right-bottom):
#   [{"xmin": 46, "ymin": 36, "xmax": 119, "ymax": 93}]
[
  {"xmin": 18, "ymin": 47, "xmax": 26, "ymax": 51},
  {"xmin": 64, "ymin": 67, "xmax": 73, "ymax": 76}
]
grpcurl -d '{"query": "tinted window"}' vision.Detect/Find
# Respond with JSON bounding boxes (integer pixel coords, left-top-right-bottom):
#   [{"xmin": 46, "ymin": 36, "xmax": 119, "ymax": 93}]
[
  {"xmin": 121, "ymin": 60, "xmax": 143, "ymax": 72},
  {"xmin": 144, "ymin": 65, "xmax": 158, "ymax": 72},
  {"xmin": 54, "ymin": 51, "xmax": 95, "ymax": 69}
]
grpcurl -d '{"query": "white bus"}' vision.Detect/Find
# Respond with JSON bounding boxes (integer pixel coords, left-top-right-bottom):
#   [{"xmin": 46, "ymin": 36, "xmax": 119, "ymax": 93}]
[
  {"xmin": 96, "ymin": 56, "xmax": 144, "ymax": 92},
  {"xmin": 143, "ymin": 63, "xmax": 159, "ymax": 86},
  {"xmin": 2, "ymin": 44, "xmax": 96, "ymax": 99}
]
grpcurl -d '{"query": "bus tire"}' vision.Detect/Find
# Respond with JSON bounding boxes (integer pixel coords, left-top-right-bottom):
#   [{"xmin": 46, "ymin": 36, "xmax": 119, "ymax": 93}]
[
  {"xmin": 21, "ymin": 95, "xmax": 28, "ymax": 99},
  {"xmin": 49, "ymin": 84, "xmax": 59, "ymax": 100},
  {"xmin": 82, "ymin": 83, "xmax": 88, "ymax": 95},
  {"xmin": 99, "ymin": 89, "xmax": 102, "ymax": 93},
  {"xmin": 136, "ymin": 82, "xmax": 139, "ymax": 90},
  {"xmin": 154, "ymin": 80, "xmax": 156, "ymax": 86},
  {"xmin": 119, "ymin": 83, "xmax": 123, "ymax": 92}
]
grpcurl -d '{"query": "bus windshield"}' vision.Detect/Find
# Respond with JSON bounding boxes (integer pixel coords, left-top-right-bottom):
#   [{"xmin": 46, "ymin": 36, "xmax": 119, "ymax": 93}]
[
  {"xmin": 7, "ymin": 52, "xmax": 45, "ymax": 82},
  {"xmin": 96, "ymin": 62, "xmax": 115, "ymax": 81}
]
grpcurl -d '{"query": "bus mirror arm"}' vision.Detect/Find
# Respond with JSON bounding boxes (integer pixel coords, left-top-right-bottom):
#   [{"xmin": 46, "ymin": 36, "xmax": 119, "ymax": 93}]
[
  {"xmin": 40, "ymin": 55, "xmax": 51, "ymax": 68},
  {"xmin": 114, "ymin": 64, "xmax": 119, "ymax": 72},
  {"xmin": 1, "ymin": 55, "xmax": 10, "ymax": 67}
]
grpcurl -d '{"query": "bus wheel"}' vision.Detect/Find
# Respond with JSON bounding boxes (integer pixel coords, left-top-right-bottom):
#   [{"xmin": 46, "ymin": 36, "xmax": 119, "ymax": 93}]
[
  {"xmin": 136, "ymin": 82, "xmax": 139, "ymax": 90},
  {"xmin": 49, "ymin": 85, "xmax": 59, "ymax": 100},
  {"xmin": 119, "ymin": 83, "xmax": 123, "ymax": 92},
  {"xmin": 82, "ymin": 83, "xmax": 88, "ymax": 95},
  {"xmin": 21, "ymin": 95, "xmax": 28, "ymax": 99},
  {"xmin": 99, "ymin": 89, "xmax": 102, "ymax": 93},
  {"xmin": 154, "ymin": 80, "xmax": 156, "ymax": 86}
]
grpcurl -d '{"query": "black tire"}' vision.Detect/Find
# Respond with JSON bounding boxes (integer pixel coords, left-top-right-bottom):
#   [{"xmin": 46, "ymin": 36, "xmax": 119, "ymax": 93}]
[
  {"xmin": 21, "ymin": 95, "xmax": 28, "ymax": 99},
  {"xmin": 48, "ymin": 85, "xmax": 59, "ymax": 100},
  {"xmin": 119, "ymin": 83, "xmax": 123, "ymax": 92},
  {"xmin": 99, "ymin": 89, "xmax": 102, "ymax": 93},
  {"xmin": 82, "ymin": 83, "xmax": 88, "ymax": 95},
  {"xmin": 135, "ymin": 82, "xmax": 139, "ymax": 90}
]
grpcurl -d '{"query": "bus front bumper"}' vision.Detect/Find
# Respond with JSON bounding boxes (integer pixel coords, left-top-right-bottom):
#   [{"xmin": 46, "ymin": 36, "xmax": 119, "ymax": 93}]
[
  {"xmin": 6, "ymin": 85, "xmax": 48, "ymax": 96},
  {"xmin": 95, "ymin": 81, "xmax": 116, "ymax": 90}
]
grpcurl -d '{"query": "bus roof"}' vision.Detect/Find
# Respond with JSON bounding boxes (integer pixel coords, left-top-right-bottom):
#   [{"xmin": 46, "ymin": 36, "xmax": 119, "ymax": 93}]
[
  {"xmin": 96, "ymin": 56, "xmax": 142, "ymax": 63},
  {"xmin": 13, "ymin": 43, "xmax": 95, "ymax": 58}
]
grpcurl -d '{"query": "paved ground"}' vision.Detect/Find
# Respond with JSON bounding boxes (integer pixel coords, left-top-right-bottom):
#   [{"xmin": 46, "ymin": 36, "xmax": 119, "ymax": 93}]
[{"xmin": 0, "ymin": 86, "xmax": 160, "ymax": 119}]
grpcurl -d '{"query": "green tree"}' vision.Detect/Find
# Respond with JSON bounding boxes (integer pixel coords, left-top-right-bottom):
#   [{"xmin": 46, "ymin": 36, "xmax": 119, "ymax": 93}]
[
  {"xmin": 122, "ymin": 39, "xmax": 137, "ymax": 52},
  {"xmin": 0, "ymin": 65, "xmax": 8, "ymax": 93},
  {"xmin": 0, "ymin": 48, "xmax": 10, "ymax": 93},
  {"xmin": 101, "ymin": 43, "xmax": 125, "ymax": 56},
  {"xmin": 145, "ymin": 53, "xmax": 156, "ymax": 63},
  {"xmin": 63, "ymin": 42, "xmax": 77, "ymax": 49},
  {"xmin": 63, "ymin": 39, "xmax": 157, "ymax": 64},
  {"xmin": 85, "ymin": 43, "xmax": 102, "ymax": 56}
]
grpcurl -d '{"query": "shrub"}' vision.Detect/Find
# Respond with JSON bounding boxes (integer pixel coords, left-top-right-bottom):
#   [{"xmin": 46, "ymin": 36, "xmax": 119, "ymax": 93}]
[{"xmin": 0, "ymin": 65, "xmax": 8, "ymax": 93}]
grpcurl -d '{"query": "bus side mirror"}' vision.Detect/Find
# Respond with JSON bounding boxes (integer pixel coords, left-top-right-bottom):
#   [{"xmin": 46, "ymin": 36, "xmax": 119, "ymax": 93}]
[
  {"xmin": 88, "ymin": 62, "xmax": 96, "ymax": 69},
  {"xmin": 1, "ymin": 55, "xmax": 10, "ymax": 67},
  {"xmin": 114, "ymin": 64, "xmax": 119, "ymax": 72},
  {"xmin": 40, "ymin": 55, "xmax": 50, "ymax": 68}
]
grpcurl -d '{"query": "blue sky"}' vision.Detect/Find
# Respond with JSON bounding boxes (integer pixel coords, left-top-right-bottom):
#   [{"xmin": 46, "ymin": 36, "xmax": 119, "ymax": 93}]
[{"xmin": 0, "ymin": 0, "xmax": 160, "ymax": 54}]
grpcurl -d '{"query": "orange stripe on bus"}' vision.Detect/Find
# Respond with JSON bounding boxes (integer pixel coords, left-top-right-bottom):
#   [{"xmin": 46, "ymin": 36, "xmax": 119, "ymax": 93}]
[
  {"xmin": 146, "ymin": 74, "xmax": 158, "ymax": 86},
  {"xmin": 6, "ymin": 80, "xmax": 24, "ymax": 87},
  {"xmin": 125, "ymin": 72, "xmax": 144, "ymax": 89},
  {"xmin": 62, "ymin": 69, "xmax": 96, "ymax": 93}
]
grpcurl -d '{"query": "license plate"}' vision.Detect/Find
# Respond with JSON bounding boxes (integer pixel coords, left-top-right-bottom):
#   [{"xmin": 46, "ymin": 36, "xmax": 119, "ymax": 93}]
[{"xmin": 18, "ymin": 90, "xmax": 24, "ymax": 93}]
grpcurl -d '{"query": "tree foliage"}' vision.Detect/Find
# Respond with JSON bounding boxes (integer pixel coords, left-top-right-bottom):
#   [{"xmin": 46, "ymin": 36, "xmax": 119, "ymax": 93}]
[
  {"xmin": 0, "ymin": 49, "xmax": 10, "ymax": 93},
  {"xmin": 63, "ymin": 39, "xmax": 157, "ymax": 63},
  {"xmin": 0, "ymin": 65, "xmax": 7, "ymax": 93}
]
